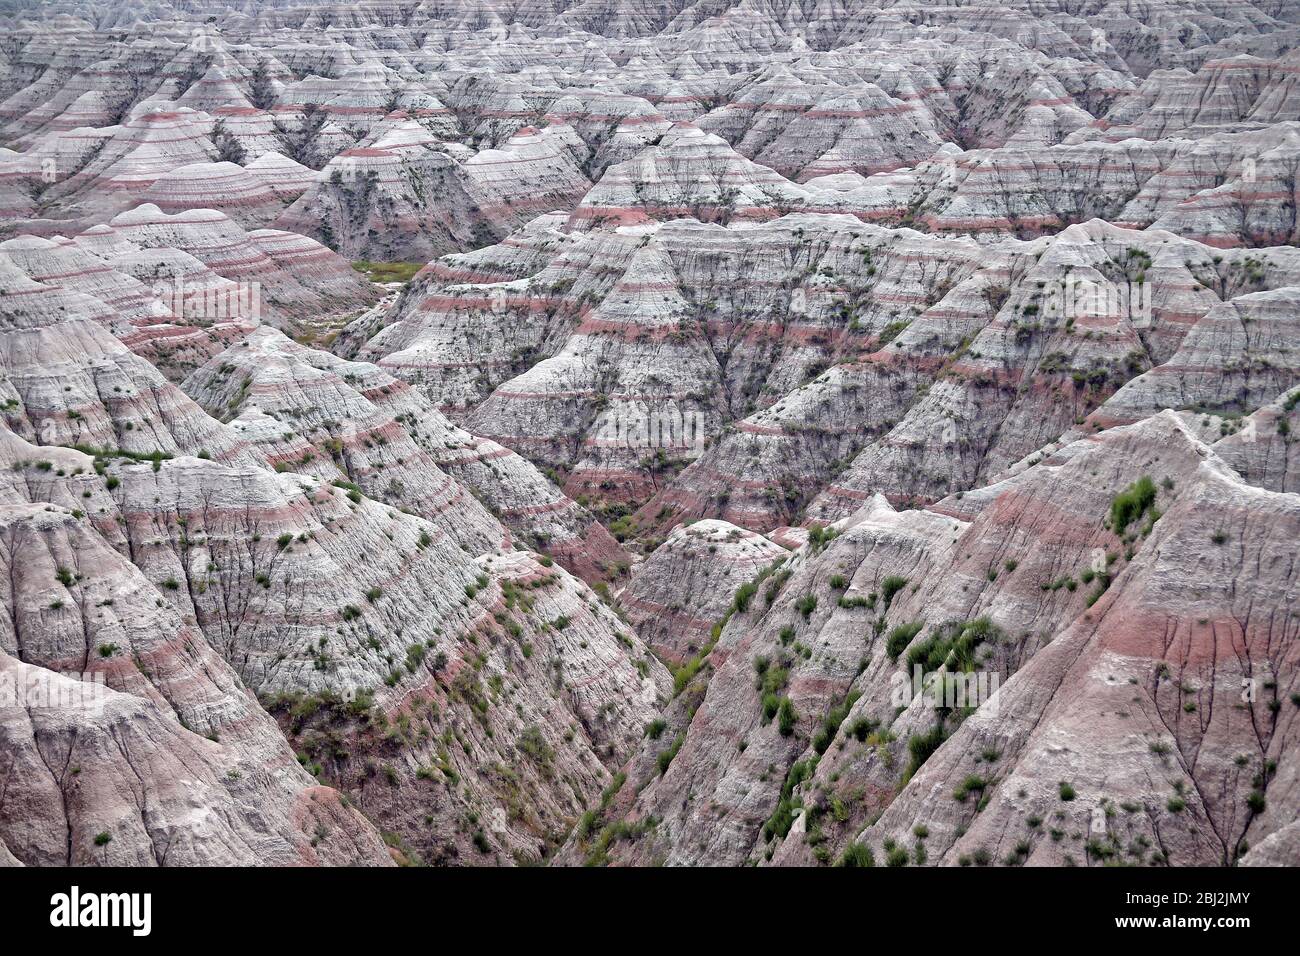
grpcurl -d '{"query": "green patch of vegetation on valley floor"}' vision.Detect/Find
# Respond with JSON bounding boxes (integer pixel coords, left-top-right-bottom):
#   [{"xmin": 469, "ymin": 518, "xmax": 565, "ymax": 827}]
[{"xmin": 352, "ymin": 260, "xmax": 425, "ymax": 284}]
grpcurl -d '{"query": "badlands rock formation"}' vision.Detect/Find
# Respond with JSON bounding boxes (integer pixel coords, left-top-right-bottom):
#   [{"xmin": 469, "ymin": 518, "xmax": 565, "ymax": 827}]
[{"xmin": 1, "ymin": 0, "xmax": 1298, "ymax": 868}]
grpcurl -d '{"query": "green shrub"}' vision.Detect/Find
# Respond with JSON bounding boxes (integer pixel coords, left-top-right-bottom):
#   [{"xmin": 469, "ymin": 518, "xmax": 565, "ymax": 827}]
[
  {"xmin": 757, "ymin": 662, "xmax": 789, "ymax": 697},
  {"xmin": 905, "ymin": 723, "xmax": 947, "ymax": 781},
  {"xmin": 762, "ymin": 759, "xmax": 815, "ymax": 841},
  {"xmin": 732, "ymin": 580, "xmax": 759, "ymax": 613},
  {"xmin": 673, "ymin": 648, "xmax": 711, "ymax": 696},
  {"xmin": 516, "ymin": 725, "xmax": 554, "ymax": 767},
  {"xmin": 905, "ymin": 617, "xmax": 997, "ymax": 675},
  {"xmin": 812, "ymin": 692, "xmax": 861, "ymax": 754},
  {"xmin": 953, "ymin": 774, "xmax": 988, "ymax": 802},
  {"xmin": 836, "ymin": 842, "xmax": 875, "ymax": 867},
  {"xmin": 1110, "ymin": 476, "xmax": 1156, "ymax": 532},
  {"xmin": 886, "ymin": 621, "xmax": 923, "ymax": 659},
  {"xmin": 807, "ymin": 525, "xmax": 838, "ymax": 551},
  {"xmin": 847, "ymin": 715, "xmax": 879, "ymax": 742},
  {"xmin": 777, "ymin": 697, "xmax": 798, "ymax": 736},
  {"xmin": 656, "ymin": 732, "xmax": 685, "ymax": 775},
  {"xmin": 795, "ymin": 593, "xmax": 817, "ymax": 619},
  {"xmin": 880, "ymin": 576, "xmax": 909, "ymax": 612}
]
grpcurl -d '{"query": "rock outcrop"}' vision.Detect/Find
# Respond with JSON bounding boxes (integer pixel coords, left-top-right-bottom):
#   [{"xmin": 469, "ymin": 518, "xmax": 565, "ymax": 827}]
[{"xmin": 2, "ymin": 0, "xmax": 1298, "ymax": 870}]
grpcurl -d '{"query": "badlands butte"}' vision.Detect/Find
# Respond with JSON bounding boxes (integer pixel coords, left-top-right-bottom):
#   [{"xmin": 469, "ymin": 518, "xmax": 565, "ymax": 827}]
[{"xmin": 0, "ymin": 0, "xmax": 1298, "ymax": 870}]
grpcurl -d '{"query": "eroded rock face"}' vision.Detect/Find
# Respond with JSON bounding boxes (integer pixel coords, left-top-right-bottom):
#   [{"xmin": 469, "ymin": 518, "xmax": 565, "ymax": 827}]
[
  {"xmin": 565, "ymin": 413, "xmax": 1299, "ymax": 868},
  {"xmin": 621, "ymin": 519, "xmax": 787, "ymax": 664},
  {"xmin": 2, "ymin": 0, "xmax": 1298, "ymax": 869},
  {"xmin": 182, "ymin": 325, "xmax": 627, "ymax": 579},
  {"xmin": 853, "ymin": 457, "xmax": 1300, "ymax": 869},
  {"xmin": 1212, "ymin": 387, "xmax": 1300, "ymax": 493},
  {"xmin": 0, "ymin": 222, "xmax": 666, "ymax": 866},
  {"xmin": 0, "ymin": 402, "xmax": 668, "ymax": 865},
  {"xmin": 276, "ymin": 122, "xmax": 593, "ymax": 261},
  {"xmin": 0, "ymin": 202, "xmax": 377, "ymax": 373},
  {"xmin": 0, "ymin": 501, "xmax": 392, "ymax": 867}
]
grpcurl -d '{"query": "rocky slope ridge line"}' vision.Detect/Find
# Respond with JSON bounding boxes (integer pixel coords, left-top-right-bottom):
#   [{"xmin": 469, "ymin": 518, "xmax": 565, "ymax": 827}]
[
  {"xmin": 0, "ymin": 248, "xmax": 667, "ymax": 867},
  {"xmin": 560, "ymin": 413, "xmax": 1297, "ymax": 867}
]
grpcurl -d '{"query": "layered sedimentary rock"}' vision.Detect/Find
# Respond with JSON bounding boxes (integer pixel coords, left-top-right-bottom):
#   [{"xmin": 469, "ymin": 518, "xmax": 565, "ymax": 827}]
[
  {"xmin": 356, "ymin": 198, "xmax": 1300, "ymax": 536},
  {"xmin": 0, "ymin": 303, "xmax": 260, "ymax": 466},
  {"xmin": 140, "ymin": 161, "xmax": 290, "ymax": 228},
  {"xmin": 1095, "ymin": 53, "xmax": 1300, "ymax": 141},
  {"xmin": 567, "ymin": 413, "xmax": 1298, "ymax": 867},
  {"xmin": 846, "ymin": 447, "xmax": 1300, "ymax": 868},
  {"xmin": 0, "ymin": 397, "xmax": 667, "ymax": 865},
  {"xmin": 0, "ymin": 498, "xmax": 393, "ymax": 867},
  {"xmin": 0, "ymin": 240, "xmax": 667, "ymax": 864},
  {"xmin": 183, "ymin": 325, "xmax": 626, "ymax": 577},
  {"xmin": 1211, "ymin": 386, "xmax": 1300, "ymax": 494},
  {"xmin": 277, "ymin": 121, "xmax": 590, "ymax": 260},
  {"xmin": 837, "ymin": 124, "xmax": 1300, "ymax": 246},
  {"xmin": 620, "ymin": 519, "xmax": 786, "ymax": 664},
  {"xmin": 0, "ymin": 206, "xmax": 377, "ymax": 382},
  {"xmin": 567, "ymin": 124, "xmax": 810, "ymax": 230},
  {"xmin": 3, "ymin": 0, "xmax": 1300, "ymax": 871}
]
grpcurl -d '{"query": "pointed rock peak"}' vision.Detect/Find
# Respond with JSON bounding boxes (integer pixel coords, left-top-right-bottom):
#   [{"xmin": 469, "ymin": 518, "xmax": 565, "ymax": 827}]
[{"xmin": 842, "ymin": 492, "xmax": 899, "ymax": 525}]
